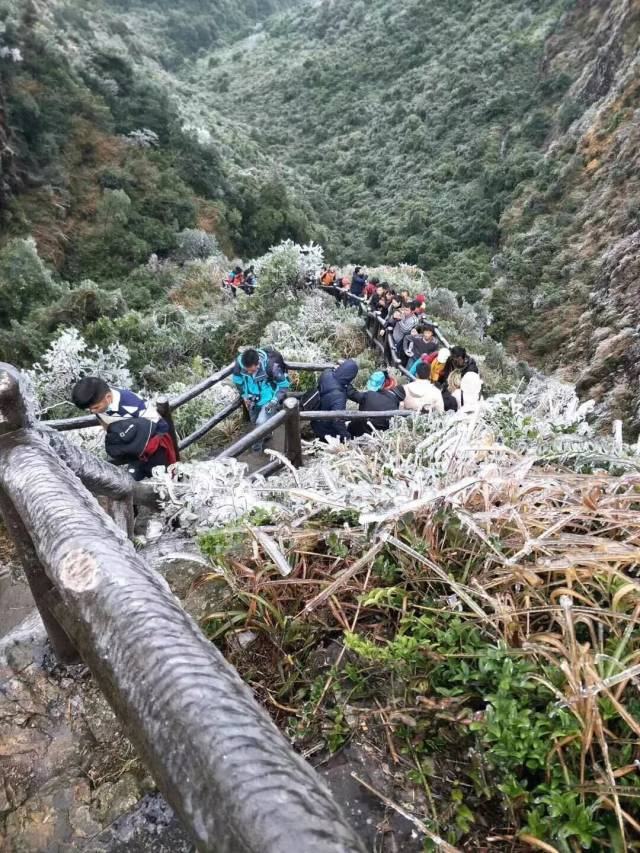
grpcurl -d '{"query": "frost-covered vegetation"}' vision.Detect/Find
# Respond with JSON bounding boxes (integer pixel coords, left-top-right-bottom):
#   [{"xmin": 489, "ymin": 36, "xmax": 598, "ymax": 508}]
[
  {"xmin": 1, "ymin": 0, "xmax": 640, "ymax": 847},
  {"xmin": 3, "ymin": 0, "xmax": 639, "ymax": 431},
  {"xmin": 142, "ymin": 268, "xmax": 638, "ymax": 851}
]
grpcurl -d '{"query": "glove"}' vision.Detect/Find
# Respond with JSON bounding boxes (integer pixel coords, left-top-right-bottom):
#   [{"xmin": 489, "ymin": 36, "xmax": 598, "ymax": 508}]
[{"xmin": 265, "ymin": 399, "xmax": 281, "ymax": 415}]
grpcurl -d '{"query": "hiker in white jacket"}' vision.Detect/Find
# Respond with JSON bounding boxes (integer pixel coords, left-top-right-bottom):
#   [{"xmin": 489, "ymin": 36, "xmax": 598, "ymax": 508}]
[{"xmin": 401, "ymin": 362, "xmax": 445, "ymax": 414}]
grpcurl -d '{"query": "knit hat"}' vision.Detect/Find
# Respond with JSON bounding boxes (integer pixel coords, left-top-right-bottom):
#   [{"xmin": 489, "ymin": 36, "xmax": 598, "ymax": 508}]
[
  {"xmin": 367, "ymin": 371, "xmax": 386, "ymax": 392},
  {"xmin": 436, "ymin": 348, "xmax": 451, "ymax": 364},
  {"xmin": 416, "ymin": 294, "xmax": 426, "ymax": 304},
  {"xmin": 105, "ymin": 418, "xmax": 154, "ymax": 460}
]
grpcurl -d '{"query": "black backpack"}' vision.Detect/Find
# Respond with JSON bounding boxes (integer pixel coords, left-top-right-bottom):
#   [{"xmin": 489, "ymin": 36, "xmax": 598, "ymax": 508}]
[{"xmin": 263, "ymin": 346, "xmax": 287, "ymax": 377}]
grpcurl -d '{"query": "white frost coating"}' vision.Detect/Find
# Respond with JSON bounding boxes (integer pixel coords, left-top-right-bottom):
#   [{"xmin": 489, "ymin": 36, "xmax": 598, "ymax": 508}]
[
  {"xmin": 153, "ymin": 458, "xmax": 278, "ymax": 530},
  {"xmin": 28, "ymin": 328, "xmax": 131, "ymax": 415},
  {"xmin": 150, "ymin": 370, "xmax": 638, "ymax": 533},
  {"xmin": 518, "ymin": 374, "xmax": 595, "ymax": 434}
]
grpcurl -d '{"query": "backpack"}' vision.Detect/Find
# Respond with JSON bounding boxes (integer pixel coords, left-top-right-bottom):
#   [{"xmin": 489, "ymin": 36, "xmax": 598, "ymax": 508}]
[
  {"xmin": 382, "ymin": 387, "xmax": 405, "ymax": 407},
  {"xmin": 263, "ymin": 346, "xmax": 286, "ymax": 376}
]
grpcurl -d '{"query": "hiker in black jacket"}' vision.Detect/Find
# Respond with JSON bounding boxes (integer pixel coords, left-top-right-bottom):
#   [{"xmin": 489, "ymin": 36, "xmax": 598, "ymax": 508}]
[
  {"xmin": 350, "ymin": 267, "xmax": 367, "ymax": 299},
  {"xmin": 406, "ymin": 324, "xmax": 439, "ymax": 370},
  {"xmin": 442, "ymin": 346, "xmax": 479, "ymax": 387},
  {"xmin": 312, "ymin": 359, "xmax": 359, "ymax": 442},
  {"xmin": 348, "ymin": 371, "xmax": 406, "ymax": 438}
]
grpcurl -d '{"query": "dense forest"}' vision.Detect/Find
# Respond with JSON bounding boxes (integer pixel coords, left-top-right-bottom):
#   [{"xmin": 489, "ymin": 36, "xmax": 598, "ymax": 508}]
[{"xmin": 1, "ymin": 0, "xmax": 638, "ymax": 431}]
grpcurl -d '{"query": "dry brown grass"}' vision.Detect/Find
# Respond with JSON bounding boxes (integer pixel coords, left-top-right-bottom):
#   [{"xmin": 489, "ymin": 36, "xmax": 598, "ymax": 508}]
[{"xmin": 199, "ymin": 453, "xmax": 640, "ymax": 849}]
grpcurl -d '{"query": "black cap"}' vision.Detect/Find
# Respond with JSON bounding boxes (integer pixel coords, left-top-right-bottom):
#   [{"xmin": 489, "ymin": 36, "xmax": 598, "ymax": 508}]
[
  {"xmin": 105, "ymin": 418, "xmax": 155, "ymax": 460},
  {"xmin": 72, "ymin": 377, "xmax": 110, "ymax": 409}
]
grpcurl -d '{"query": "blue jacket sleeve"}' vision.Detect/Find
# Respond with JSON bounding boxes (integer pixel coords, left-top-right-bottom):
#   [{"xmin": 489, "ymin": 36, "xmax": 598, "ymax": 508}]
[{"xmin": 232, "ymin": 373, "xmax": 248, "ymax": 398}]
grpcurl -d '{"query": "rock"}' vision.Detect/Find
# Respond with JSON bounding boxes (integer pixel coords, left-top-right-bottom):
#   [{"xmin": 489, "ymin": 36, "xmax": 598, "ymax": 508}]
[
  {"xmin": 81, "ymin": 687, "xmax": 124, "ymax": 746},
  {"xmin": 4, "ymin": 639, "xmax": 36, "ymax": 674},
  {"xmin": 69, "ymin": 803, "xmax": 102, "ymax": 839},
  {"xmin": 152, "ymin": 552, "xmax": 211, "ymax": 599},
  {"xmin": 81, "ymin": 794, "xmax": 194, "ymax": 853},
  {"xmin": 90, "ymin": 773, "xmax": 144, "ymax": 826},
  {"xmin": 182, "ymin": 575, "xmax": 233, "ymax": 623},
  {"xmin": 3, "ymin": 773, "xmax": 93, "ymax": 853}
]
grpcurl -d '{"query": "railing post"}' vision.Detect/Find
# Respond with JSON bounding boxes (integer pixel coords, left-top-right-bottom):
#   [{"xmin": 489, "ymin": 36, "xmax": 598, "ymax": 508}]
[
  {"xmin": 157, "ymin": 397, "xmax": 181, "ymax": 462},
  {"xmin": 0, "ymin": 489, "xmax": 80, "ymax": 662},
  {"xmin": 0, "ymin": 363, "xmax": 80, "ymax": 662},
  {"xmin": 283, "ymin": 397, "xmax": 303, "ymax": 468},
  {"xmin": 97, "ymin": 494, "xmax": 135, "ymax": 540}
]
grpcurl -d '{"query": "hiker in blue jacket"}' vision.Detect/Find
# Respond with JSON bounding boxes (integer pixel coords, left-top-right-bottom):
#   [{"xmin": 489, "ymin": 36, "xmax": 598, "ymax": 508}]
[
  {"xmin": 232, "ymin": 347, "xmax": 291, "ymax": 451},
  {"xmin": 311, "ymin": 359, "xmax": 359, "ymax": 443},
  {"xmin": 349, "ymin": 267, "xmax": 367, "ymax": 304}
]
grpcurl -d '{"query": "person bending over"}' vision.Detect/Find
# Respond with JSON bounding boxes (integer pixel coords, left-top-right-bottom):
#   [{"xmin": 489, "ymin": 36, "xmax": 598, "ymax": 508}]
[
  {"xmin": 445, "ymin": 346, "xmax": 479, "ymax": 382},
  {"xmin": 232, "ymin": 347, "xmax": 290, "ymax": 452},
  {"xmin": 348, "ymin": 370, "xmax": 405, "ymax": 438},
  {"xmin": 72, "ymin": 377, "xmax": 168, "ymax": 433},
  {"xmin": 104, "ymin": 418, "xmax": 176, "ymax": 481},
  {"xmin": 312, "ymin": 359, "xmax": 359, "ymax": 442},
  {"xmin": 72, "ymin": 378, "xmax": 173, "ymax": 479}
]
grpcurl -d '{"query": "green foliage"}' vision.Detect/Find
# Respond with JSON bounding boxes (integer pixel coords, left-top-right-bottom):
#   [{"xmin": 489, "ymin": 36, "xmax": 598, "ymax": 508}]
[
  {"xmin": 0, "ymin": 237, "xmax": 57, "ymax": 324},
  {"xmin": 199, "ymin": 525, "xmax": 247, "ymax": 563},
  {"xmin": 342, "ymin": 607, "xmax": 616, "ymax": 848},
  {"xmin": 203, "ymin": 0, "xmax": 574, "ymax": 292}
]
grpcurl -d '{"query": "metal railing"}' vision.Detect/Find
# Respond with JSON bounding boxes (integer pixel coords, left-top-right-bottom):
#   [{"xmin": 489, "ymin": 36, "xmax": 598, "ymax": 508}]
[{"xmin": 0, "ymin": 362, "xmax": 365, "ymax": 853}]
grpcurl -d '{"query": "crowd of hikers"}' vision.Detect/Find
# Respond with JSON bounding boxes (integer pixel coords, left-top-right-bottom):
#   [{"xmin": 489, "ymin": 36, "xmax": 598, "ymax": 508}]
[
  {"xmin": 222, "ymin": 265, "xmax": 257, "ymax": 297},
  {"xmin": 70, "ymin": 264, "xmax": 481, "ymax": 478}
]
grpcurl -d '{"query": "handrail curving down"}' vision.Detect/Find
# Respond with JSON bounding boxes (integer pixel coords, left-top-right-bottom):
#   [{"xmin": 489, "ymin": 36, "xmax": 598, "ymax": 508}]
[{"xmin": 0, "ymin": 362, "xmax": 365, "ymax": 853}]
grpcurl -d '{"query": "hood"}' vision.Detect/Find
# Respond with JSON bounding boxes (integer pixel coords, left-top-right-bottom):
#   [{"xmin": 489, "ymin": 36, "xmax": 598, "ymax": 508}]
[
  {"xmin": 406, "ymin": 380, "xmax": 429, "ymax": 398},
  {"xmin": 105, "ymin": 417, "xmax": 154, "ymax": 459},
  {"xmin": 333, "ymin": 359, "xmax": 359, "ymax": 385},
  {"xmin": 367, "ymin": 370, "xmax": 386, "ymax": 392}
]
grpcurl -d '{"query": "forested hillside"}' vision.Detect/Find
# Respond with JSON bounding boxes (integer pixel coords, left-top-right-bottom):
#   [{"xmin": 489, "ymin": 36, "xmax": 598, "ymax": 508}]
[
  {"xmin": 0, "ymin": 0, "xmax": 322, "ymax": 368},
  {"xmin": 190, "ymin": 0, "xmax": 640, "ymax": 434},
  {"xmin": 199, "ymin": 0, "xmax": 574, "ymax": 297},
  {"xmin": 1, "ymin": 0, "xmax": 639, "ymax": 432}
]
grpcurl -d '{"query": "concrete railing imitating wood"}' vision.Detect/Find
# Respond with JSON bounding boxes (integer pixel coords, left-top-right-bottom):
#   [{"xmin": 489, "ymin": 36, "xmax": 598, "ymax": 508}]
[
  {"xmin": 0, "ymin": 362, "xmax": 365, "ymax": 853},
  {"xmin": 0, "ymin": 287, "xmax": 449, "ymax": 850}
]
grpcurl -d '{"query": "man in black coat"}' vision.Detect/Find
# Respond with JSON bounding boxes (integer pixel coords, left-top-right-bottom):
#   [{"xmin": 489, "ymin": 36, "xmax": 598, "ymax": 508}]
[
  {"xmin": 350, "ymin": 266, "xmax": 367, "ymax": 299},
  {"xmin": 444, "ymin": 346, "xmax": 479, "ymax": 386},
  {"xmin": 312, "ymin": 359, "xmax": 359, "ymax": 442},
  {"xmin": 348, "ymin": 371, "xmax": 406, "ymax": 437}
]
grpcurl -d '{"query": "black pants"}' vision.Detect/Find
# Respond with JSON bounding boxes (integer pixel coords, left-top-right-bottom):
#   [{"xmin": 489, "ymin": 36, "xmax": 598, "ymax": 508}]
[
  {"xmin": 348, "ymin": 419, "xmax": 390, "ymax": 438},
  {"xmin": 117, "ymin": 447, "xmax": 171, "ymax": 481}
]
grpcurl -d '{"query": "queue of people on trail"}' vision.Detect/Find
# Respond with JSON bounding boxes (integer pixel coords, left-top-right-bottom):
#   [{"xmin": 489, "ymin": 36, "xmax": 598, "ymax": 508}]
[
  {"xmin": 69, "ymin": 267, "xmax": 481, "ymax": 478},
  {"xmin": 223, "ymin": 264, "xmax": 257, "ymax": 297},
  {"xmin": 310, "ymin": 344, "xmax": 480, "ymax": 443}
]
